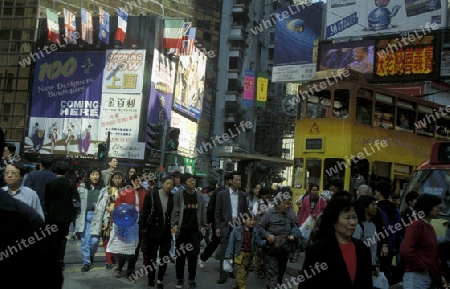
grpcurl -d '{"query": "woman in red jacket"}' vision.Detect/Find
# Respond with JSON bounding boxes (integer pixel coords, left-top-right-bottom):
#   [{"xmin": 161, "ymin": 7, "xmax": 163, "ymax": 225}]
[
  {"xmin": 298, "ymin": 184, "xmax": 327, "ymax": 227},
  {"xmin": 400, "ymin": 194, "xmax": 449, "ymax": 289}
]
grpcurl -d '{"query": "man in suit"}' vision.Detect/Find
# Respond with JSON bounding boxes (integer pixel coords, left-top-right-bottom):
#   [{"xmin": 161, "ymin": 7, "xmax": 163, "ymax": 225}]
[{"xmin": 215, "ymin": 171, "xmax": 249, "ymax": 284}]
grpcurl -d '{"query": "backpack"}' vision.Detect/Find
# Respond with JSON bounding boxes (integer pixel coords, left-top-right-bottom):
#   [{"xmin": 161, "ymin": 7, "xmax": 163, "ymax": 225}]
[{"xmin": 378, "ymin": 207, "xmax": 401, "ymax": 253}]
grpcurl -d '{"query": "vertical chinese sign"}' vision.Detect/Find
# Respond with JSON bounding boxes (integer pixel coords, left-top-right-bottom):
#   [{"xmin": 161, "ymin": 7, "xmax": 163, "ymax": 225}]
[
  {"xmin": 256, "ymin": 72, "xmax": 268, "ymax": 108},
  {"xmin": 100, "ymin": 49, "xmax": 146, "ymax": 159},
  {"xmin": 243, "ymin": 70, "xmax": 255, "ymax": 107},
  {"xmin": 27, "ymin": 52, "xmax": 105, "ymax": 157}
]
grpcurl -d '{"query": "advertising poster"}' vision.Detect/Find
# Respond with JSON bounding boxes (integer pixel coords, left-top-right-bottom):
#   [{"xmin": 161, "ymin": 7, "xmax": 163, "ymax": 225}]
[
  {"xmin": 146, "ymin": 49, "xmax": 176, "ymax": 149},
  {"xmin": 317, "ymin": 39, "xmax": 375, "ymax": 78},
  {"xmin": 171, "ymin": 111, "xmax": 198, "ymax": 154},
  {"xmin": 173, "ymin": 46, "xmax": 207, "ymax": 120},
  {"xmin": 26, "ymin": 51, "xmax": 105, "ymax": 156},
  {"xmin": 272, "ymin": 3, "xmax": 323, "ymax": 82},
  {"xmin": 325, "ymin": 0, "xmax": 445, "ymax": 39},
  {"xmin": 243, "ymin": 70, "xmax": 255, "ymax": 107},
  {"xmin": 102, "ymin": 49, "xmax": 146, "ymax": 94},
  {"xmin": 373, "ymin": 31, "xmax": 438, "ymax": 80},
  {"xmin": 256, "ymin": 72, "xmax": 269, "ymax": 108},
  {"xmin": 98, "ymin": 93, "xmax": 145, "ymax": 160}
]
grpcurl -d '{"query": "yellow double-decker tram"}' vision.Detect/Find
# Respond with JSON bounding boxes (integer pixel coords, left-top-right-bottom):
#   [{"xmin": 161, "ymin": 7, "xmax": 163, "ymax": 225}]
[{"xmin": 292, "ymin": 69, "xmax": 450, "ymax": 199}]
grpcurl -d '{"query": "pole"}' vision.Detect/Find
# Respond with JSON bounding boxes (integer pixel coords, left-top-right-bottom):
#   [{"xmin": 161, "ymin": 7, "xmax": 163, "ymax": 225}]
[{"xmin": 160, "ymin": 121, "xmax": 167, "ymax": 169}]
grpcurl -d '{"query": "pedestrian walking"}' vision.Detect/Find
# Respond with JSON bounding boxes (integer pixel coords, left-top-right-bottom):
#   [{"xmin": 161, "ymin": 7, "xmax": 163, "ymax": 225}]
[
  {"xmin": 75, "ymin": 167, "xmax": 109, "ymax": 272},
  {"xmin": 300, "ymin": 197, "xmax": 373, "ymax": 289},
  {"xmin": 259, "ymin": 192, "xmax": 302, "ymax": 289},
  {"xmin": 215, "ymin": 171, "xmax": 249, "ymax": 284},
  {"xmin": 45, "ymin": 159, "xmax": 80, "ymax": 269},
  {"xmin": 139, "ymin": 175, "xmax": 174, "ymax": 288},
  {"xmin": 171, "ymin": 173, "xmax": 207, "ymax": 289}
]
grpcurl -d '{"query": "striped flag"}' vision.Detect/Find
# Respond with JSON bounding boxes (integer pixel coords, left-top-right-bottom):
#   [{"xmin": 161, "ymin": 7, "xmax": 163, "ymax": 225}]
[
  {"xmin": 182, "ymin": 27, "xmax": 196, "ymax": 56},
  {"xmin": 98, "ymin": 8, "xmax": 110, "ymax": 44},
  {"xmin": 163, "ymin": 19, "xmax": 184, "ymax": 49},
  {"xmin": 63, "ymin": 8, "xmax": 77, "ymax": 44},
  {"xmin": 114, "ymin": 7, "xmax": 127, "ymax": 44},
  {"xmin": 46, "ymin": 9, "xmax": 60, "ymax": 43},
  {"xmin": 81, "ymin": 8, "xmax": 94, "ymax": 44}
]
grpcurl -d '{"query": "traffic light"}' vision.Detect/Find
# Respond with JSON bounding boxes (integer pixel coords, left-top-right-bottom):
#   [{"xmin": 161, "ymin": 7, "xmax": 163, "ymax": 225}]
[
  {"xmin": 98, "ymin": 142, "xmax": 107, "ymax": 160},
  {"xmin": 166, "ymin": 127, "xmax": 180, "ymax": 151},
  {"xmin": 147, "ymin": 123, "xmax": 164, "ymax": 150}
]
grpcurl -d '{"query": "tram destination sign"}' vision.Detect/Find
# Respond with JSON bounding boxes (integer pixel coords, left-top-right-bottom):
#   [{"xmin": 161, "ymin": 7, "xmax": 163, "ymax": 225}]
[{"xmin": 305, "ymin": 138, "xmax": 323, "ymax": 150}]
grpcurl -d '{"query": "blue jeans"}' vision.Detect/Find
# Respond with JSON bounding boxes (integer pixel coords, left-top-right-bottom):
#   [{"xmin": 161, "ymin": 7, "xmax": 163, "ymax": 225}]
[
  {"xmin": 403, "ymin": 271, "xmax": 432, "ymax": 289},
  {"xmin": 80, "ymin": 211, "xmax": 100, "ymax": 265}
]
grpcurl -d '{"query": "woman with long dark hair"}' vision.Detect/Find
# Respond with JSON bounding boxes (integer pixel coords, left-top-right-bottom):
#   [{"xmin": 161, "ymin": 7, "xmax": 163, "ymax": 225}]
[
  {"xmin": 74, "ymin": 167, "xmax": 109, "ymax": 272},
  {"xmin": 300, "ymin": 197, "xmax": 373, "ymax": 288}
]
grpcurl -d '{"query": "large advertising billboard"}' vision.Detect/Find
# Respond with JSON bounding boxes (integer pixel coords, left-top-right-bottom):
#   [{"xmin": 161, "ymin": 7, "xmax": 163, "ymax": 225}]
[
  {"xmin": 173, "ymin": 46, "xmax": 207, "ymax": 120},
  {"xmin": 272, "ymin": 3, "xmax": 323, "ymax": 82},
  {"xmin": 325, "ymin": 0, "xmax": 446, "ymax": 39},
  {"xmin": 373, "ymin": 31, "xmax": 439, "ymax": 80},
  {"xmin": 318, "ymin": 39, "xmax": 376, "ymax": 79},
  {"xmin": 27, "ymin": 51, "xmax": 105, "ymax": 156}
]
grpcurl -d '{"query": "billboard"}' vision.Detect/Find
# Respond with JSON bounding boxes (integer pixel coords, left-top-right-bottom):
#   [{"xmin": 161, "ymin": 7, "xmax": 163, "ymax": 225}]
[
  {"xmin": 243, "ymin": 70, "xmax": 255, "ymax": 107},
  {"xmin": 317, "ymin": 39, "xmax": 375, "ymax": 79},
  {"xmin": 373, "ymin": 31, "xmax": 439, "ymax": 80},
  {"xmin": 26, "ymin": 51, "xmax": 105, "ymax": 156},
  {"xmin": 146, "ymin": 49, "xmax": 176, "ymax": 149},
  {"xmin": 173, "ymin": 46, "xmax": 207, "ymax": 120},
  {"xmin": 102, "ymin": 49, "xmax": 146, "ymax": 94},
  {"xmin": 325, "ymin": 0, "xmax": 446, "ymax": 39},
  {"xmin": 272, "ymin": 3, "xmax": 323, "ymax": 82}
]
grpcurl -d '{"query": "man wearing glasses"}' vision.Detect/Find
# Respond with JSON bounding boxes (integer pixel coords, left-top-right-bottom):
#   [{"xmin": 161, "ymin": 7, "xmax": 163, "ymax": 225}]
[
  {"xmin": 171, "ymin": 173, "xmax": 207, "ymax": 289},
  {"xmin": 3, "ymin": 162, "xmax": 44, "ymax": 221}
]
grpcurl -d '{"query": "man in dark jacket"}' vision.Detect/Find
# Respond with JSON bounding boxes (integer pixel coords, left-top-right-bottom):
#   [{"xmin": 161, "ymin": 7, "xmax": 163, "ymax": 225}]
[
  {"xmin": 25, "ymin": 156, "xmax": 56, "ymax": 212},
  {"xmin": 215, "ymin": 171, "xmax": 249, "ymax": 284},
  {"xmin": 45, "ymin": 159, "xmax": 80, "ymax": 269}
]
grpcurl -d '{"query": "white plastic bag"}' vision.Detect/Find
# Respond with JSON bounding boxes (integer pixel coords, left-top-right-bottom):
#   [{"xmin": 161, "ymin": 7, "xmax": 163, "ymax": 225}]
[
  {"xmin": 373, "ymin": 272, "xmax": 389, "ymax": 289},
  {"xmin": 223, "ymin": 260, "xmax": 233, "ymax": 273},
  {"xmin": 299, "ymin": 215, "xmax": 315, "ymax": 240}
]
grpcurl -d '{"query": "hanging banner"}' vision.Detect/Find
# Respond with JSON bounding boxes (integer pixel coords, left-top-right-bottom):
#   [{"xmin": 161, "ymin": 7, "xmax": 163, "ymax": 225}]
[
  {"xmin": 102, "ymin": 49, "xmax": 146, "ymax": 94},
  {"xmin": 146, "ymin": 49, "xmax": 176, "ymax": 149},
  {"xmin": 173, "ymin": 46, "xmax": 207, "ymax": 120},
  {"xmin": 243, "ymin": 70, "xmax": 255, "ymax": 107},
  {"xmin": 26, "ymin": 51, "xmax": 105, "ymax": 156},
  {"xmin": 256, "ymin": 72, "xmax": 268, "ymax": 108}
]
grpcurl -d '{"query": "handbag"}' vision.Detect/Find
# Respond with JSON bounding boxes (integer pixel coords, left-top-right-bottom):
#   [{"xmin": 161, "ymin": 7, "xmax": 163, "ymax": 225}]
[
  {"xmin": 223, "ymin": 259, "xmax": 233, "ymax": 273},
  {"xmin": 372, "ymin": 272, "xmax": 389, "ymax": 289}
]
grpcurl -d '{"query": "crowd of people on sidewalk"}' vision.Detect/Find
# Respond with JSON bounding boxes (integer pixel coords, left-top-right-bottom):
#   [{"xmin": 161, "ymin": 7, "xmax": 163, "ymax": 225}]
[{"xmin": 2, "ymin": 138, "xmax": 450, "ymax": 289}]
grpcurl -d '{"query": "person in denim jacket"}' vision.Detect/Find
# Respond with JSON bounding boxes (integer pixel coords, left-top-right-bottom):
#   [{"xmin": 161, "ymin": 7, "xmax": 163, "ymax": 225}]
[{"xmin": 225, "ymin": 216, "xmax": 266, "ymax": 289}]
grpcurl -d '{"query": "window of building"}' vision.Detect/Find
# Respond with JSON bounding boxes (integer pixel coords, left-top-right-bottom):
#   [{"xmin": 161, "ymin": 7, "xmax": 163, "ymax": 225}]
[
  {"xmin": 6, "ymin": 73, "xmax": 14, "ymax": 92},
  {"xmin": 293, "ymin": 158, "xmax": 304, "ymax": 188},
  {"xmin": 396, "ymin": 100, "xmax": 415, "ymax": 132},
  {"xmin": 305, "ymin": 158, "xmax": 322, "ymax": 190},
  {"xmin": 268, "ymin": 48, "xmax": 274, "ymax": 60},
  {"xmin": 229, "ymin": 57, "xmax": 238, "ymax": 70}
]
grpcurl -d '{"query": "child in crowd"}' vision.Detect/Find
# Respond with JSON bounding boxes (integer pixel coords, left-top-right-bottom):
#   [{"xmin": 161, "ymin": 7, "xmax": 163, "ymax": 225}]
[{"xmin": 225, "ymin": 216, "xmax": 265, "ymax": 289}]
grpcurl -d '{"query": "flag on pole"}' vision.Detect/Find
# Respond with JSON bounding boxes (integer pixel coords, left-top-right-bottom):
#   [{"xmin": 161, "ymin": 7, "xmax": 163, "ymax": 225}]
[
  {"xmin": 114, "ymin": 7, "xmax": 128, "ymax": 44},
  {"xmin": 46, "ymin": 9, "xmax": 60, "ymax": 43},
  {"xmin": 163, "ymin": 19, "xmax": 184, "ymax": 49},
  {"xmin": 63, "ymin": 8, "xmax": 77, "ymax": 44},
  {"xmin": 98, "ymin": 8, "xmax": 110, "ymax": 44},
  {"xmin": 81, "ymin": 8, "xmax": 94, "ymax": 44},
  {"xmin": 182, "ymin": 27, "xmax": 196, "ymax": 56}
]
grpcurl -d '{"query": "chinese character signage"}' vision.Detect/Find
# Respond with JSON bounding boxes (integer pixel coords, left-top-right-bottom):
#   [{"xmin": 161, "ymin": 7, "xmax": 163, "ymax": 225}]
[
  {"xmin": 256, "ymin": 72, "xmax": 269, "ymax": 108},
  {"xmin": 27, "ymin": 51, "xmax": 105, "ymax": 156},
  {"xmin": 374, "ymin": 31, "xmax": 438, "ymax": 80},
  {"xmin": 102, "ymin": 49, "xmax": 146, "ymax": 94},
  {"xmin": 243, "ymin": 70, "xmax": 255, "ymax": 107}
]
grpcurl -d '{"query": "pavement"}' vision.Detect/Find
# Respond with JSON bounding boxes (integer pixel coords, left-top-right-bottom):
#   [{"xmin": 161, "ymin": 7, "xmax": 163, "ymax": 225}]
[{"xmin": 61, "ymin": 237, "xmax": 403, "ymax": 288}]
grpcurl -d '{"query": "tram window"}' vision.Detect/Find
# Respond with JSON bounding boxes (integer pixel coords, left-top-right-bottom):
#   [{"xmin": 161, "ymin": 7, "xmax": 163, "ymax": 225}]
[
  {"xmin": 416, "ymin": 112, "xmax": 435, "ymax": 137},
  {"xmin": 374, "ymin": 102, "xmax": 394, "ymax": 129},
  {"xmin": 356, "ymin": 97, "xmax": 372, "ymax": 125},
  {"xmin": 357, "ymin": 88, "xmax": 373, "ymax": 98},
  {"xmin": 293, "ymin": 158, "xmax": 304, "ymax": 188},
  {"xmin": 396, "ymin": 109, "xmax": 414, "ymax": 132},
  {"xmin": 323, "ymin": 158, "xmax": 346, "ymax": 190},
  {"xmin": 333, "ymin": 89, "xmax": 349, "ymax": 118},
  {"xmin": 307, "ymin": 91, "xmax": 331, "ymax": 119},
  {"xmin": 305, "ymin": 158, "xmax": 322, "ymax": 190},
  {"xmin": 437, "ymin": 117, "xmax": 450, "ymax": 140}
]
